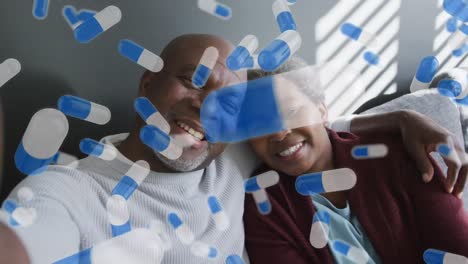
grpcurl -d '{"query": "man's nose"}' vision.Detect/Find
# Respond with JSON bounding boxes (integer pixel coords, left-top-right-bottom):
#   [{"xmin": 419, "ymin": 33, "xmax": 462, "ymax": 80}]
[{"xmin": 269, "ymin": 130, "xmax": 292, "ymax": 142}]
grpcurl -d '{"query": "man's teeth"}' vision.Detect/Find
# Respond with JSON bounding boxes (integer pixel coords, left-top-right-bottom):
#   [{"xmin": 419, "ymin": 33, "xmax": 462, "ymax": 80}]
[
  {"xmin": 279, "ymin": 142, "xmax": 303, "ymax": 157},
  {"xmin": 176, "ymin": 121, "xmax": 205, "ymax": 140}
]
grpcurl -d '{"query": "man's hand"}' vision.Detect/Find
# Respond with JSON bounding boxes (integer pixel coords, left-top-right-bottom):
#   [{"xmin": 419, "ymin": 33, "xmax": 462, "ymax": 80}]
[{"xmin": 399, "ymin": 110, "xmax": 467, "ymax": 198}]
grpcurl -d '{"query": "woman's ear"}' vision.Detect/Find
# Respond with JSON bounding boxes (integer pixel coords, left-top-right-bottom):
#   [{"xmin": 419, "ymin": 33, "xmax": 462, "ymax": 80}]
[
  {"xmin": 318, "ymin": 102, "xmax": 329, "ymax": 123},
  {"xmin": 139, "ymin": 71, "xmax": 154, "ymax": 97}
]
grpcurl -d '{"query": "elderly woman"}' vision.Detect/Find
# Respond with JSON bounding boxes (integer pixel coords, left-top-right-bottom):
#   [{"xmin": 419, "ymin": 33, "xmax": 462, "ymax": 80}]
[{"xmin": 243, "ymin": 58, "xmax": 468, "ymax": 263}]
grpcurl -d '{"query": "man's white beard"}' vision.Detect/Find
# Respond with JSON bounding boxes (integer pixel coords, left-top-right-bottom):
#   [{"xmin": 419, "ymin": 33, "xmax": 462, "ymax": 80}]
[{"xmin": 154, "ymin": 148, "xmax": 210, "ymax": 172}]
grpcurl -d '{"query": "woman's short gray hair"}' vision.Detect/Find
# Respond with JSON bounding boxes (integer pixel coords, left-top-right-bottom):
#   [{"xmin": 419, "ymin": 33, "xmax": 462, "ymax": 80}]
[{"xmin": 247, "ymin": 56, "xmax": 325, "ymax": 105}]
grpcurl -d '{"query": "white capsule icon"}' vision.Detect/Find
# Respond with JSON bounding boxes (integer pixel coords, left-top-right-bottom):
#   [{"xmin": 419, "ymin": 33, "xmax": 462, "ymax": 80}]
[
  {"xmin": 272, "ymin": 0, "xmax": 296, "ymax": 33},
  {"xmin": 423, "ymin": 248, "xmax": 468, "ymax": 264},
  {"xmin": 198, "ymin": 0, "xmax": 232, "ymax": 20},
  {"xmin": 296, "ymin": 168, "xmax": 357, "ymax": 195},
  {"xmin": 207, "ymin": 195, "xmax": 230, "ymax": 231},
  {"xmin": 332, "ymin": 240, "xmax": 370, "ymax": 264},
  {"xmin": 74, "ymin": 5, "xmax": 122, "ymax": 44},
  {"xmin": 309, "ymin": 210, "xmax": 330, "ymax": 249},
  {"xmin": 54, "ymin": 228, "xmax": 165, "ymax": 264},
  {"xmin": 15, "ymin": 109, "xmax": 69, "ymax": 175},
  {"xmin": 140, "ymin": 125, "xmax": 183, "ymax": 160},
  {"xmin": 191, "ymin": 241, "xmax": 219, "ymax": 259},
  {"xmin": 351, "ymin": 144, "xmax": 388, "ymax": 159},
  {"xmin": 192, "ymin": 47, "xmax": 219, "ymax": 88},
  {"xmin": 244, "ymin": 170, "xmax": 280, "ymax": 193},
  {"xmin": 119, "ymin": 40, "xmax": 164, "ymax": 72},
  {"xmin": 79, "ymin": 138, "xmax": 118, "ymax": 161},
  {"xmin": 17, "ymin": 187, "xmax": 35, "ymax": 204},
  {"xmin": 410, "ymin": 56, "xmax": 440, "ymax": 93},
  {"xmin": 134, "ymin": 97, "xmax": 170, "ymax": 134},
  {"xmin": 167, "ymin": 212, "xmax": 195, "ymax": 245},
  {"xmin": 227, "ymin": 35, "xmax": 259, "ymax": 71},
  {"xmin": 252, "ymin": 189, "xmax": 272, "ymax": 215},
  {"xmin": 0, "ymin": 59, "xmax": 21, "ymax": 88},
  {"xmin": 258, "ymin": 30, "xmax": 302, "ymax": 71},
  {"xmin": 111, "ymin": 160, "xmax": 150, "ymax": 200},
  {"xmin": 58, "ymin": 95, "xmax": 111, "ymax": 125},
  {"xmin": 2, "ymin": 199, "xmax": 37, "ymax": 227}
]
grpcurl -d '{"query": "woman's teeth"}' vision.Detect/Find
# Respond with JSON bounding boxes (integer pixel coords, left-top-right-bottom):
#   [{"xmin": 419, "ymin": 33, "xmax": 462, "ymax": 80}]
[
  {"xmin": 279, "ymin": 142, "xmax": 303, "ymax": 157},
  {"xmin": 176, "ymin": 121, "xmax": 205, "ymax": 140}
]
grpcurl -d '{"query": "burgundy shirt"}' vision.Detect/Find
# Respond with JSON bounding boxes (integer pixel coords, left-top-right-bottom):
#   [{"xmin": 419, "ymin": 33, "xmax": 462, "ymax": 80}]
[{"xmin": 244, "ymin": 130, "xmax": 468, "ymax": 263}]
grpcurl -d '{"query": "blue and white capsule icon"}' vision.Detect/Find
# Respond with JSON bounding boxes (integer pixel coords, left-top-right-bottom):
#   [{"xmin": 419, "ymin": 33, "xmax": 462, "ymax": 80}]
[
  {"xmin": 198, "ymin": 0, "xmax": 232, "ymax": 20},
  {"xmin": 119, "ymin": 40, "xmax": 164, "ymax": 73},
  {"xmin": 448, "ymin": 23, "xmax": 468, "ymax": 50},
  {"xmin": 272, "ymin": 0, "xmax": 296, "ymax": 33},
  {"xmin": 244, "ymin": 170, "xmax": 280, "ymax": 193},
  {"xmin": 207, "ymin": 195, "xmax": 230, "ymax": 231},
  {"xmin": 309, "ymin": 210, "xmax": 330, "ymax": 249},
  {"xmin": 443, "ymin": 0, "xmax": 468, "ymax": 23},
  {"xmin": 111, "ymin": 160, "xmax": 150, "ymax": 200},
  {"xmin": 351, "ymin": 144, "xmax": 388, "ymax": 159},
  {"xmin": 225, "ymin": 254, "xmax": 245, "ymax": 264},
  {"xmin": 106, "ymin": 194, "xmax": 131, "ymax": 237},
  {"xmin": 252, "ymin": 189, "xmax": 272, "ymax": 215},
  {"xmin": 258, "ymin": 30, "xmax": 302, "ymax": 71},
  {"xmin": 332, "ymin": 240, "xmax": 370, "ymax": 264},
  {"xmin": 32, "ymin": 0, "xmax": 49, "ymax": 20},
  {"xmin": 74, "ymin": 5, "xmax": 122, "ymax": 44},
  {"xmin": 0, "ymin": 58, "xmax": 21, "ymax": 88},
  {"xmin": 191, "ymin": 241, "xmax": 219, "ymax": 259},
  {"xmin": 80, "ymin": 138, "xmax": 118, "ymax": 161},
  {"xmin": 340, "ymin": 23, "xmax": 378, "ymax": 49},
  {"xmin": 227, "ymin": 35, "xmax": 259, "ymax": 71},
  {"xmin": 58, "ymin": 95, "xmax": 111, "ymax": 125},
  {"xmin": 167, "ymin": 212, "xmax": 195, "ymax": 245},
  {"xmin": 192, "ymin": 47, "xmax": 219, "ymax": 88},
  {"xmin": 15, "ymin": 109, "xmax": 69, "ymax": 175},
  {"xmin": 363, "ymin": 51, "xmax": 380, "ymax": 66},
  {"xmin": 423, "ymin": 248, "xmax": 468, "ymax": 264},
  {"xmin": 134, "ymin": 97, "xmax": 170, "ymax": 134},
  {"xmin": 140, "ymin": 125, "xmax": 183, "ymax": 160},
  {"xmin": 2, "ymin": 199, "xmax": 37, "ymax": 227},
  {"xmin": 410, "ymin": 56, "xmax": 439, "ymax": 93},
  {"xmin": 295, "ymin": 168, "xmax": 357, "ymax": 195}
]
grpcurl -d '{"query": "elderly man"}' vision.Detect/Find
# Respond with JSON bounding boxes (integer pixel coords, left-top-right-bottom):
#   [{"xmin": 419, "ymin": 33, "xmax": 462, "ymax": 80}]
[{"xmin": 0, "ymin": 34, "xmax": 466, "ymax": 264}]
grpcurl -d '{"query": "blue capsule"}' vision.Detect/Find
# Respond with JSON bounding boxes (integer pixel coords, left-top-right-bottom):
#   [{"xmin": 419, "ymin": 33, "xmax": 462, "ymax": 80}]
[
  {"xmin": 438, "ymin": 79, "xmax": 462, "ymax": 98},
  {"xmin": 410, "ymin": 56, "xmax": 439, "ymax": 93},
  {"xmin": 452, "ymin": 43, "xmax": 468, "ymax": 57},
  {"xmin": 447, "ymin": 17, "xmax": 459, "ymax": 33},
  {"xmin": 227, "ymin": 35, "xmax": 259, "ymax": 71},
  {"xmin": 2, "ymin": 200, "xmax": 19, "ymax": 226},
  {"xmin": 140, "ymin": 125, "xmax": 182, "ymax": 160},
  {"xmin": 58, "ymin": 95, "xmax": 111, "ymax": 125},
  {"xmin": 119, "ymin": 40, "xmax": 164, "ymax": 72},
  {"xmin": 208, "ymin": 195, "xmax": 230, "ymax": 231},
  {"xmin": 15, "ymin": 109, "xmax": 69, "ymax": 175},
  {"xmin": 63, "ymin": 6, "xmax": 80, "ymax": 27},
  {"xmin": 424, "ymin": 248, "xmax": 468, "ymax": 264},
  {"xmin": 201, "ymin": 66, "xmax": 318, "ymax": 143},
  {"xmin": 244, "ymin": 171, "xmax": 280, "ymax": 193},
  {"xmin": 332, "ymin": 240, "xmax": 370, "ymax": 264},
  {"xmin": 134, "ymin": 97, "xmax": 170, "ymax": 134},
  {"xmin": 191, "ymin": 241, "xmax": 219, "ymax": 259},
  {"xmin": 341, "ymin": 23, "xmax": 378, "ymax": 49},
  {"xmin": 32, "ymin": 0, "xmax": 49, "ymax": 20},
  {"xmin": 363, "ymin": 51, "xmax": 379, "ymax": 66},
  {"xmin": 80, "ymin": 138, "xmax": 118, "ymax": 161},
  {"xmin": 309, "ymin": 210, "xmax": 330, "ymax": 248},
  {"xmin": 111, "ymin": 160, "xmax": 150, "ymax": 200},
  {"xmin": 443, "ymin": 0, "xmax": 468, "ymax": 23},
  {"xmin": 197, "ymin": 0, "xmax": 232, "ymax": 20},
  {"xmin": 74, "ymin": 6, "xmax": 122, "ymax": 44},
  {"xmin": 167, "ymin": 212, "xmax": 195, "ymax": 245},
  {"xmin": 225, "ymin": 254, "xmax": 245, "ymax": 264},
  {"xmin": 295, "ymin": 168, "xmax": 357, "ymax": 195},
  {"xmin": 351, "ymin": 144, "xmax": 388, "ymax": 159},
  {"xmin": 252, "ymin": 189, "xmax": 272, "ymax": 215},
  {"xmin": 272, "ymin": 0, "xmax": 296, "ymax": 33},
  {"xmin": 192, "ymin": 47, "xmax": 219, "ymax": 88},
  {"xmin": 258, "ymin": 30, "xmax": 302, "ymax": 71}
]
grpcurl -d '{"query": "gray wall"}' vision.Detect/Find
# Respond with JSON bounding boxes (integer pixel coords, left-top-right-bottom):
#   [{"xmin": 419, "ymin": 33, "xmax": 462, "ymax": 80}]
[{"xmin": 0, "ymin": 0, "xmax": 453, "ymax": 195}]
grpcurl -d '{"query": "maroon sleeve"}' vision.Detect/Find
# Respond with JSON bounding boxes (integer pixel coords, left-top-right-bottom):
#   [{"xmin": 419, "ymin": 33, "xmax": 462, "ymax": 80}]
[{"xmin": 406, "ymin": 158, "xmax": 468, "ymax": 256}]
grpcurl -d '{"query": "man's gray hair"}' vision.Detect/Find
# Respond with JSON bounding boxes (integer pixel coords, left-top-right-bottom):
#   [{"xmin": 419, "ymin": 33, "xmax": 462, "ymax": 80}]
[{"xmin": 247, "ymin": 56, "xmax": 325, "ymax": 105}]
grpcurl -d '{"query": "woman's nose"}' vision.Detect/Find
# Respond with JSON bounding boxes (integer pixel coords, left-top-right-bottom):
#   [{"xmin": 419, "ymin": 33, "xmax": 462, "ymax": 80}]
[{"xmin": 269, "ymin": 130, "xmax": 292, "ymax": 142}]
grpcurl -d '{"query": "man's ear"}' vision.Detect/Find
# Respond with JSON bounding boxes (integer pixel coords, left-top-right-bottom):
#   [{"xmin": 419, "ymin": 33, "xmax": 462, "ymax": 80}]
[
  {"xmin": 139, "ymin": 71, "xmax": 154, "ymax": 97},
  {"xmin": 318, "ymin": 102, "xmax": 329, "ymax": 123}
]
